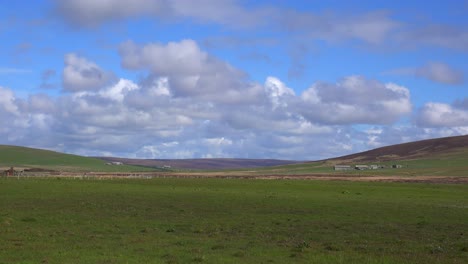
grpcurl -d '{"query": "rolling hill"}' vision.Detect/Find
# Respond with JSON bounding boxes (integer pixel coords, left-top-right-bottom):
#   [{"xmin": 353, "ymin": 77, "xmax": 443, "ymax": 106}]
[
  {"xmin": 329, "ymin": 134, "xmax": 468, "ymax": 163},
  {"xmin": 252, "ymin": 135, "xmax": 468, "ymax": 176},
  {"xmin": 97, "ymin": 157, "xmax": 302, "ymax": 170},
  {"xmin": 1, "ymin": 134, "xmax": 467, "ymax": 176},
  {"xmin": 0, "ymin": 145, "xmax": 153, "ymax": 172}
]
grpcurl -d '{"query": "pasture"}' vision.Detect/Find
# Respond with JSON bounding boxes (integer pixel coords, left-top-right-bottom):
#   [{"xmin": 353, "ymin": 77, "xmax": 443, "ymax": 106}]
[{"xmin": 0, "ymin": 178, "xmax": 467, "ymax": 263}]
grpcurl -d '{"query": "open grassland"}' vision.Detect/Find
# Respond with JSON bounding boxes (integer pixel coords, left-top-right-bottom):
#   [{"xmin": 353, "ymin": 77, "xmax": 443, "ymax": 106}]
[
  {"xmin": 1, "ymin": 178, "xmax": 467, "ymax": 263},
  {"xmin": 0, "ymin": 145, "xmax": 155, "ymax": 172}
]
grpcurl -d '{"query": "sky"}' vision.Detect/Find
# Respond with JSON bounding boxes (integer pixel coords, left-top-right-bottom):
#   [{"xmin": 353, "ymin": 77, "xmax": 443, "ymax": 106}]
[{"xmin": 0, "ymin": 0, "xmax": 467, "ymax": 160}]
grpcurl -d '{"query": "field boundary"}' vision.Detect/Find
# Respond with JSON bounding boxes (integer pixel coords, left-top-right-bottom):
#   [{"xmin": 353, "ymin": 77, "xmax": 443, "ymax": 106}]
[{"xmin": 3, "ymin": 171, "xmax": 467, "ymax": 184}]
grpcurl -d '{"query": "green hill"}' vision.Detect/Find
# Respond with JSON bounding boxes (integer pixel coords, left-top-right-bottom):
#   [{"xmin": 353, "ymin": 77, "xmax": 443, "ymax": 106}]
[
  {"xmin": 1, "ymin": 135, "xmax": 467, "ymax": 176},
  {"xmin": 247, "ymin": 135, "xmax": 468, "ymax": 176},
  {"xmin": 0, "ymin": 145, "xmax": 153, "ymax": 172}
]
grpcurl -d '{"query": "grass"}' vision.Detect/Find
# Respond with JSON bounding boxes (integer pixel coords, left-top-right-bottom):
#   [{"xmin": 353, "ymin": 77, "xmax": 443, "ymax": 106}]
[
  {"xmin": 1, "ymin": 178, "xmax": 467, "ymax": 263},
  {"xmin": 0, "ymin": 145, "xmax": 155, "ymax": 172}
]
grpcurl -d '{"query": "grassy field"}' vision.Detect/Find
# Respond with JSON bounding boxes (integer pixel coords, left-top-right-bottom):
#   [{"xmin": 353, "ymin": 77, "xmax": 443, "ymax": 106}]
[
  {"xmin": 1, "ymin": 178, "xmax": 467, "ymax": 263},
  {"xmin": 0, "ymin": 145, "xmax": 155, "ymax": 172}
]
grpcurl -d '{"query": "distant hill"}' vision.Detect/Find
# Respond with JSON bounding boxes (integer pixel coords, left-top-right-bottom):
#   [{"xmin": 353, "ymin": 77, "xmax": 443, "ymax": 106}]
[
  {"xmin": 2, "ymin": 134, "xmax": 467, "ymax": 174},
  {"xmin": 97, "ymin": 157, "xmax": 302, "ymax": 170},
  {"xmin": 329, "ymin": 135, "xmax": 468, "ymax": 163},
  {"xmin": 247, "ymin": 135, "xmax": 468, "ymax": 176}
]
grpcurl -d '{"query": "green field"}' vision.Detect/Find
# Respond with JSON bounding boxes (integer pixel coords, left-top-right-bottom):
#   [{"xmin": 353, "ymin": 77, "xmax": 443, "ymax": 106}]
[
  {"xmin": 1, "ymin": 178, "xmax": 467, "ymax": 263},
  {"xmin": 0, "ymin": 145, "xmax": 155, "ymax": 172}
]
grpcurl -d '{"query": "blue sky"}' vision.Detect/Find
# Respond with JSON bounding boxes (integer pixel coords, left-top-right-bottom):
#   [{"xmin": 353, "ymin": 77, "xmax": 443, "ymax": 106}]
[{"xmin": 0, "ymin": 0, "xmax": 467, "ymax": 160}]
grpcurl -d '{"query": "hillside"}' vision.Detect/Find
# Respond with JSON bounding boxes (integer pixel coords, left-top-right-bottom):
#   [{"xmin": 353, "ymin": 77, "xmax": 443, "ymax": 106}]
[
  {"xmin": 329, "ymin": 135, "xmax": 468, "ymax": 162},
  {"xmin": 251, "ymin": 135, "xmax": 468, "ymax": 176},
  {"xmin": 0, "ymin": 145, "xmax": 153, "ymax": 172},
  {"xmin": 1, "ymin": 134, "xmax": 467, "ymax": 175}
]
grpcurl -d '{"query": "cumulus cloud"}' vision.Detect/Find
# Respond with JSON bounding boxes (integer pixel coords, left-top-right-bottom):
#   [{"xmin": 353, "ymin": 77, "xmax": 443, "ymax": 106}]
[
  {"xmin": 119, "ymin": 39, "xmax": 220, "ymax": 76},
  {"xmin": 0, "ymin": 86, "xmax": 19, "ymax": 114},
  {"xmin": 388, "ymin": 62, "xmax": 464, "ymax": 85},
  {"xmin": 0, "ymin": 87, "xmax": 57, "ymax": 146},
  {"xmin": 119, "ymin": 39, "xmax": 262, "ymax": 104},
  {"xmin": 0, "ymin": 80, "xmax": 464, "ymax": 160},
  {"xmin": 299, "ymin": 76, "xmax": 412, "ymax": 124},
  {"xmin": 62, "ymin": 53, "xmax": 114, "ymax": 92},
  {"xmin": 0, "ymin": 77, "xmax": 335, "ymax": 160},
  {"xmin": 1, "ymin": 37, "xmax": 463, "ymax": 160},
  {"xmin": 416, "ymin": 101, "xmax": 468, "ymax": 127},
  {"xmin": 1, "ymin": 39, "xmax": 423, "ymax": 159},
  {"xmin": 264, "ymin": 76, "xmax": 295, "ymax": 109},
  {"xmin": 99, "ymin": 78, "xmax": 139, "ymax": 102}
]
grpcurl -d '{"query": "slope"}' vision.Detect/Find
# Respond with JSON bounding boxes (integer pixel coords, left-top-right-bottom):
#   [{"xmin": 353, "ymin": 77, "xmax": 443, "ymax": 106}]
[
  {"xmin": 330, "ymin": 134, "xmax": 468, "ymax": 162},
  {"xmin": 0, "ymin": 145, "xmax": 153, "ymax": 172},
  {"xmin": 245, "ymin": 135, "xmax": 468, "ymax": 176}
]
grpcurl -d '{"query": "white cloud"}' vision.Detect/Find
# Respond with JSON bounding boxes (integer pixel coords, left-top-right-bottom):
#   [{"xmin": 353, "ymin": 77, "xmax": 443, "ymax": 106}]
[
  {"xmin": 0, "ymin": 43, "xmax": 423, "ymax": 160},
  {"xmin": 99, "ymin": 79, "xmax": 139, "ymax": 102},
  {"xmin": 1, "ymin": 34, "xmax": 465, "ymax": 160},
  {"xmin": 0, "ymin": 79, "xmax": 465, "ymax": 160},
  {"xmin": 119, "ymin": 39, "xmax": 213, "ymax": 75},
  {"xmin": 299, "ymin": 76, "xmax": 412, "ymax": 125},
  {"xmin": 0, "ymin": 86, "xmax": 19, "ymax": 114},
  {"xmin": 62, "ymin": 53, "xmax": 114, "ymax": 92},
  {"xmin": 264, "ymin": 76, "xmax": 295, "ymax": 109},
  {"xmin": 119, "ymin": 40, "xmax": 262, "ymax": 104},
  {"xmin": 416, "ymin": 102, "xmax": 468, "ymax": 127}
]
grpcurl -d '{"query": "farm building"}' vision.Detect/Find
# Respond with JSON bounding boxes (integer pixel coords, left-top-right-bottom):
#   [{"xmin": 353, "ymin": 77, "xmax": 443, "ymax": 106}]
[
  {"xmin": 355, "ymin": 165, "xmax": 369, "ymax": 170},
  {"xmin": 106, "ymin": 161, "xmax": 123, "ymax": 165},
  {"xmin": 392, "ymin": 164, "xmax": 403, "ymax": 168},
  {"xmin": 369, "ymin": 165, "xmax": 379, "ymax": 169},
  {"xmin": 334, "ymin": 165, "xmax": 352, "ymax": 171}
]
